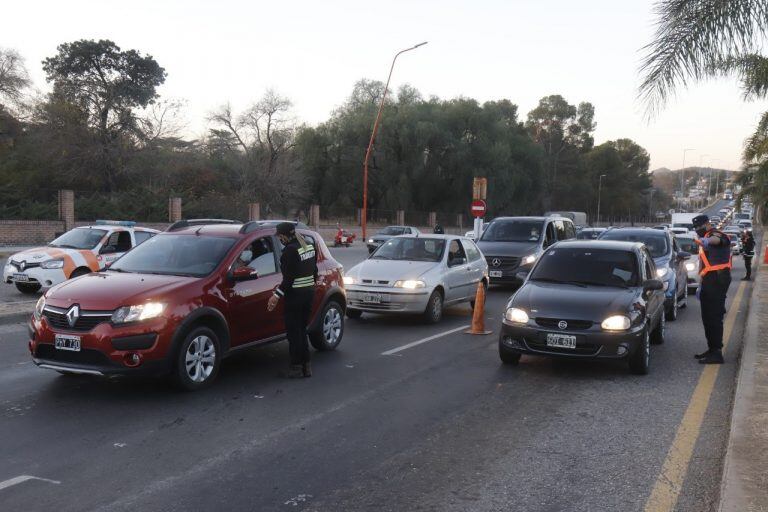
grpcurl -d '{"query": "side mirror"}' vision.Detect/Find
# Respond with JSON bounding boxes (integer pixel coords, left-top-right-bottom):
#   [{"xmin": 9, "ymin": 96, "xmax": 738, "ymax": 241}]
[
  {"xmin": 231, "ymin": 266, "xmax": 259, "ymax": 282},
  {"xmin": 643, "ymin": 279, "xmax": 664, "ymax": 291},
  {"xmin": 677, "ymin": 251, "xmax": 692, "ymax": 260}
]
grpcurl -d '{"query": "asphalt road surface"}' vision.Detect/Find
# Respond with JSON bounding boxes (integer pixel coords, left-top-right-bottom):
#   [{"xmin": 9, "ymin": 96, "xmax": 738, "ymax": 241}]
[{"xmin": 0, "ymin": 200, "xmax": 753, "ymax": 511}]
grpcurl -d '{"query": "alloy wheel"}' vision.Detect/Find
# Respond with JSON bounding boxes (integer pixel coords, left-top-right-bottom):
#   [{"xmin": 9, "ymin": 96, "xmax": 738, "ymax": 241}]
[
  {"xmin": 185, "ymin": 335, "xmax": 216, "ymax": 383},
  {"xmin": 323, "ymin": 306, "xmax": 343, "ymax": 345}
]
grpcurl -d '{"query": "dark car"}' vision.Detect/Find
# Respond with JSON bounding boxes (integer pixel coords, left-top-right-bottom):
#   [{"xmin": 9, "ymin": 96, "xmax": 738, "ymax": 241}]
[
  {"xmin": 28, "ymin": 220, "xmax": 346, "ymax": 390},
  {"xmin": 499, "ymin": 240, "xmax": 666, "ymax": 374},
  {"xmin": 599, "ymin": 227, "xmax": 690, "ymax": 321},
  {"xmin": 576, "ymin": 228, "xmax": 607, "ymax": 240},
  {"xmin": 366, "ymin": 226, "xmax": 421, "ymax": 254},
  {"xmin": 477, "ymin": 216, "xmax": 577, "ymax": 285}
]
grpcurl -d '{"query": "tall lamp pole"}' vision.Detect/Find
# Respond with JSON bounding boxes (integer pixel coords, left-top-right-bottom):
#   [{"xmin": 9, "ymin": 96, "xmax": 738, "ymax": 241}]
[
  {"xmin": 361, "ymin": 41, "xmax": 428, "ymax": 240},
  {"xmin": 680, "ymin": 148, "xmax": 695, "ymax": 211},
  {"xmin": 699, "ymin": 154, "xmax": 709, "ymax": 207},
  {"xmin": 597, "ymin": 174, "xmax": 607, "ymax": 227}
]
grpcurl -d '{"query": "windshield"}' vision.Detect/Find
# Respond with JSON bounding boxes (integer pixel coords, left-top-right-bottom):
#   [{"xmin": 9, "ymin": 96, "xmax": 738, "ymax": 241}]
[
  {"xmin": 109, "ymin": 234, "xmax": 236, "ymax": 277},
  {"xmin": 371, "ymin": 237, "xmax": 445, "ymax": 262},
  {"xmin": 576, "ymin": 230, "xmax": 603, "ymax": 240},
  {"xmin": 480, "ymin": 220, "xmax": 543, "ymax": 243},
  {"xmin": 530, "ymin": 247, "xmax": 639, "ymax": 288},
  {"xmin": 599, "ymin": 231, "xmax": 669, "ymax": 259},
  {"xmin": 378, "ymin": 227, "xmax": 406, "ymax": 236},
  {"xmin": 676, "ymin": 238, "xmax": 698, "ymax": 254},
  {"xmin": 49, "ymin": 228, "xmax": 108, "ymax": 250}
]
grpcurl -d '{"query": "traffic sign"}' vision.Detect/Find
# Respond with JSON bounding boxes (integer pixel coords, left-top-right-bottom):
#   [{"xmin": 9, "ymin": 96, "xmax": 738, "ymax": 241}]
[{"xmin": 471, "ymin": 199, "xmax": 487, "ymax": 218}]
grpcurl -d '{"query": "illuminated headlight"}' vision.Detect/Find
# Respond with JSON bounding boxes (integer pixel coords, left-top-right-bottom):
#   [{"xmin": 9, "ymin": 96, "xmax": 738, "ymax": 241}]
[
  {"xmin": 41, "ymin": 259, "xmax": 64, "ymax": 269},
  {"xmin": 342, "ymin": 275, "xmax": 356, "ymax": 285},
  {"xmin": 34, "ymin": 296, "xmax": 46, "ymax": 320},
  {"xmin": 656, "ymin": 267, "xmax": 669, "ymax": 278},
  {"xmin": 394, "ymin": 280, "xmax": 425, "ymax": 289},
  {"xmin": 522, "ymin": 254, "xmax": 537, "ymax": 265},
  {"xmin": 111, "ymin": 302, "xmax": 166, "ymax": 324},
  {"xmin": 368, "ymin": 239, "xmax": 375, "ymax": 244},
  {"xmin": 685, "ymin": 262, "xmax": 696, "ymax": 272},
  {"xmin": 505, "ymin": 308, "xmax": 529, "ymax": 324},
  {"xmin": 601, "ymin": 315, "xmax": 631, "ymax": 331}
]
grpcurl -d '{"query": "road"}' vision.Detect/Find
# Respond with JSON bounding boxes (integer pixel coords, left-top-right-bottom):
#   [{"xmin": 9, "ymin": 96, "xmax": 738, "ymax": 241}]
[{"xmin": 0, "ymin": 200, "xmax": 752, "ymax": 511}]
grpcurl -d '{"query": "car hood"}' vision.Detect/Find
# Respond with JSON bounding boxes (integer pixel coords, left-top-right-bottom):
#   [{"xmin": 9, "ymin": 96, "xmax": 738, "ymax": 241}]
[
  {"xmin": 348, "ymin": 259, "xmax": 437, "ymax": 282},
  {"xmin": 8, "ymin": 246, "xmax": 78, "ymax": 264},
  {"xmin": 513, "ymin": 281, "xmax": 638, "ymax": 322},
  {"xmin": 45, "ymin": 271, "xmax": 197, "ymax": 310},
  {"xmin": 476, "ymin": 241, "xmax": 539, "ymax": 258}
]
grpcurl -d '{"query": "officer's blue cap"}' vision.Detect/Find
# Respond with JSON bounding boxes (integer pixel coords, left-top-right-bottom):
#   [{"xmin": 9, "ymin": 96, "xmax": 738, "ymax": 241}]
[{"xmin": 692, "ymin": 215, "xmax": 709, "ymax": 227}]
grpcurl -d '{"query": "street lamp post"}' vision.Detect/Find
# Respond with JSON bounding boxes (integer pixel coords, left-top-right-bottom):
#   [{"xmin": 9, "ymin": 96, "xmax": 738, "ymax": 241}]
[
  {"xmin": 680, "ymin": 148, "xmax": 695, "ymax": 212},
  {"xmin": 597, "ymin": 174, "xmax": 607, "ymax": 227},
  {"xmin": 361, "ymin": 42, "xmax": 428, "ymax": 240}
]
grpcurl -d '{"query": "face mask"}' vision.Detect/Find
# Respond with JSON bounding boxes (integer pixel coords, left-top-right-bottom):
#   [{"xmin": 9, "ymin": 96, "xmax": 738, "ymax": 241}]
[{"xmin": 695, "ymin": 227, "xmax": 708, "ymax": 237}]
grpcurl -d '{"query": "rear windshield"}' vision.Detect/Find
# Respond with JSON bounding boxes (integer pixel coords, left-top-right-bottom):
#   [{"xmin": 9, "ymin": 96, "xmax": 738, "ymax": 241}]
[
  {"xmin": 576, "ymin": 230, "xmax": 602, "ymax": 240},
  {"xmin": 530, "ymin": 247, "xmax": 639, "ymax": 288},
  {"xmin": 481, "ymin": 220, "xmax": 543, "ymax": 243},
  {"xmin": 109, "ymin": 234, "xmax": 236, "ymax": 277},
  {"xmin": 599, "ymin": 231, "xmax": 669, "ymax": 258},
  {"xmin": 49, "ymin": 228, "xmax": 108, "ymax": 250}
]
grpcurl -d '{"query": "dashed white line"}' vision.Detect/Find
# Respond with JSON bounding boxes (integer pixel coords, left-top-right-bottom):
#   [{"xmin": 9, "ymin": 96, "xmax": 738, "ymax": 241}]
[
  {"xmin": 0, "ymin": 475, "xmax": 61, "ymax": 491},
  {"xmin": 381, "ymin": 325, "xmax": 471, "ymax": 355}
]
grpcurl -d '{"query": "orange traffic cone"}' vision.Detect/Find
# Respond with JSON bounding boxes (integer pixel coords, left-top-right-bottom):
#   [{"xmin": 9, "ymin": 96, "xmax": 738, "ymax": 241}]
[{"xmin": 466, "ymin": 281, "xmax": 493, "ymax": 335}]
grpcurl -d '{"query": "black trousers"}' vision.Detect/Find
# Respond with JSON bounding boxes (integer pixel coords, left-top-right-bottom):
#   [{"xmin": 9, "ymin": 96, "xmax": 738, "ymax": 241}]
[
  {"xmin": 699, "ymin": 271, "xmax": 731, "ymax": 351},
  {"xmin": 284, "ymin": 288, "xmax": 314, "ymax": 365},
  {"xmin": 744, "ymin": 256, "xmax": 753, "ymax": 278}
]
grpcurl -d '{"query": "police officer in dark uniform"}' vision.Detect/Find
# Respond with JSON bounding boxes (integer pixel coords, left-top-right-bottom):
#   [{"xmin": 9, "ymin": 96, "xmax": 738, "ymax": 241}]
[
  {"xmin": 741, "ymin": 229, "xmax": 756, "ymax": 280},
  {"xmin": 692, "ymin": 215, "xmax": 732, "ymax": 364},
  {"xmin": 267, "ymin": 222, "xmax": 318, "ymax": 378}
]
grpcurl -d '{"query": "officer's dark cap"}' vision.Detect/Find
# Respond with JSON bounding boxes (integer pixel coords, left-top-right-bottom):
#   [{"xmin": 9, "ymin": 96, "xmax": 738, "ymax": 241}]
[
  {"xmin": 275, "ymin": 222, "xmax": 296, "ymax": 236},
  {"xmin": 692, "ymin": 215, "xmax": 709, "ymax": 227}
]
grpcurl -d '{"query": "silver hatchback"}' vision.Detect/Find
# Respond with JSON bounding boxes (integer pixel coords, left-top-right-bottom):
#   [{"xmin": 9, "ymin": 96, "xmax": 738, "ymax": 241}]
[{"xmin": 343, "ymin": 235, "xmax": 489, "ymax": 323}]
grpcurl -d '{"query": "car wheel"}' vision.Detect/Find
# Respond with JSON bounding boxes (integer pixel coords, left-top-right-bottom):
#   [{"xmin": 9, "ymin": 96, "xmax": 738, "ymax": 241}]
[
  {"xmin": 650, "ymin": 311, "xmax": 665, "ymax": 345},
  {"xmin": 499, "ymin": 343, "xmax": 521, "ymax": 365},
  {"xmin": 172, "ymin": 326, "xmax": 221, "ymax": 391},
  {"xmin": 309, "ymin": 300, "xmax": 344, "ymax": 351},
  {"xmin": 678, "ymin": 288, "xmax": 687, "ymax": 309},
  {"xmin": 15, "ymin": 282, "xmax": 41, "ymax": 294},
  {"xmin": 423, "ymin": 290, "xmax": 443, "ymax": 324},
  {"xmin": 346, "ymin": 308, "xmax": 363, "ymax": 319},
  {"xmin": 665, "ymin": 290, "xmax": 678, "ymax": 321},
  {"xmin": 70, "ymin": 267, "xmax": 91, "ymax": 279},
  {"xmin": 628, "ymin": 326, "xmax": 650, "ymax": 375}
]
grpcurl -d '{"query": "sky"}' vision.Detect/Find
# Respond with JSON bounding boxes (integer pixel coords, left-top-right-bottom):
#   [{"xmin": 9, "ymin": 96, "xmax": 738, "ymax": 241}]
[{"xmin": 4, "ymin": 0, "xmax": 764, "ymax": 171}]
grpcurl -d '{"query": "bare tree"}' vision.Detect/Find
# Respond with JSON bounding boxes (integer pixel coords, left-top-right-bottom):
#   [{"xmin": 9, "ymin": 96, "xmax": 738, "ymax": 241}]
[{"xmin": 0, "ymin": 48, "xmax": 31, "ymax": 109}]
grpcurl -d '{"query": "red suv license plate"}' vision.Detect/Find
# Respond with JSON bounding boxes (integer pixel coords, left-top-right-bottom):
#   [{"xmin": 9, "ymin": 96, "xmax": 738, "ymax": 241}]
[{"xmin": 55, "ymin": 334, "xmax": 81, "ymax": 352}]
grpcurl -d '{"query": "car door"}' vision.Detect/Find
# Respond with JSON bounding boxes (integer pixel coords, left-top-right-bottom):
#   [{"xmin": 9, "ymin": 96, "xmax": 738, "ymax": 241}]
[
  {"xmin": 443, "ymin": 239, "xmax": 473, "ymax": 303},
  {"xmin": 461, "ymin": 239, "xmax": 486, "ymax": 296},
  {"xmin": 642, "ymin": 249, "xmax": 664, "ymax": 323},
  {"xmin": 671, "ymin": 236, "xmax": 687, "ymax": 297}
]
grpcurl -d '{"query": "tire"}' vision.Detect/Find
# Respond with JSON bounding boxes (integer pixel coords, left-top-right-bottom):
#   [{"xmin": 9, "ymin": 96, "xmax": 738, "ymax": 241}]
[
  {"xmin": 678, "ymin": 288, "xmax": 687, "ymax": 309},
  {"xmin": 346, "ymin": 308, "xmax": 363, "ymax": 319},
  {"xmin": 650, "ymin": 311, "xmax": 665, "ymax": 345},
  {"xmin": 629, "ymin": 327, "xmax": 650, "ymax": 375},
  {"xmin": 469, "ymin": 280, "xmax": 488, "ymax": 310},
  {"xmin": 15, "ymin": 282, "xmax": 41, "ymax": 294},
  {"xmin": 70, "ymin": 267, "xmax": 91, "ymax": 279},
  {"xmin": 665, "ymin": 290, "xmax": 678, "ymax": 321},
  {"xmin": 499, "ymin": 344, "xmax": 521, "ymax": 365},
  {"xmin": 423, "ymin": 290, "xmax": 444, "ymax": 324},
  {"xmin": 309, "ymin": 300, "xmax": 344, "ymax": 351},
  {"xmin": 172, "ymin": 326, "xmax": 221, "ymax": 391}
]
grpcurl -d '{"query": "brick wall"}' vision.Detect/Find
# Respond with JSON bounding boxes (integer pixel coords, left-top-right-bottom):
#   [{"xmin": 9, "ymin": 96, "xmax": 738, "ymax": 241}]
[{"xmin": 0, "ymin": 220, "xmax": 66, "ymax": 245}]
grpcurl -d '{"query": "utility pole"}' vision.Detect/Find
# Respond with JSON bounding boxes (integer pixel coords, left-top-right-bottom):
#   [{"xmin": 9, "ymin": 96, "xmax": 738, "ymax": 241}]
[{"xmin": 680, "ymin": 148, "xmax": 695, "ymax": 212}]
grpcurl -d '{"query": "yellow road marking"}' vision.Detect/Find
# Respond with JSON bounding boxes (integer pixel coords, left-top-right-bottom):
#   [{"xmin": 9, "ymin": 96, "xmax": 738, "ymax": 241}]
[{"xmin": 644, "ymin": 281, "xmax": 747, "ymax": 512}]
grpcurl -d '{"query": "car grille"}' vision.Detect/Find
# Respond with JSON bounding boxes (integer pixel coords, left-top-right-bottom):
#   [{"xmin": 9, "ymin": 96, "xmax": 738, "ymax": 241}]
[
  {"xmin": 360, "ymin": 279, "xmax": 391, "ymax": 286},
  {"xmin": 35, "ymin": 344, "xmax": 113, "ymax": 366},
  {"xmin": 347, "ymin": 300, "xmax": 403, "ymax": 311},
  {"xmin": 535, "ymin": 318, "xmax": 593, "ymax": 330},
  {"xmin": 9, "ymin": 259, "xmax": 41, "ymax": 271},
  {"xmin": 43, "ymin": 306, "xmax": 113, "ymax": 332},
  {"xmin": 486, "ymin": 256, "xmax": 521, "ymax": 270}
]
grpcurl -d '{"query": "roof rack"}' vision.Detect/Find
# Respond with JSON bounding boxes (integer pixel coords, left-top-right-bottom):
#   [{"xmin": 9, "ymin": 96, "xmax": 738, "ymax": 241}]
[{"xmin": 167, "ymin": 219, "xmax": 241, "ymax": 232}]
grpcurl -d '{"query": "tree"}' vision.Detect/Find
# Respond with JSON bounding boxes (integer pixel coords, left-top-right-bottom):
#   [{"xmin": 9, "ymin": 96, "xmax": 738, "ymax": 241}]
[{"xmin": 0, "ymin": 48, "xmax": 30, "ymax": 110}]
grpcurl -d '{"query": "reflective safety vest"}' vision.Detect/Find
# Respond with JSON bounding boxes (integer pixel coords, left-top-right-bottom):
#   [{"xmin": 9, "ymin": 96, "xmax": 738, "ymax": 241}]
[{"xmin": 698, "ymin": 230, "xmax": 732, "ymax": 277}]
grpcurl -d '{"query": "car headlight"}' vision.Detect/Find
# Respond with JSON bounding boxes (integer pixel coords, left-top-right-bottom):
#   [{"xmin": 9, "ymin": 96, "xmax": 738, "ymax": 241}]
[
  {"xmin": 111, "ymin": 302, "xmax": 166, "ymax": 324},
  {"xmin": 368, "ymin": 239, "xmax": 375, "ymax": 244},
  {"xmin": 41, "ymin": 259, "xmax": 64, "ymax": 269},
  {"xmin": 34, "ymin": 296, "xmax": 46, "ymax": 320},
  {"xmin": 342, "ymin": 275, "xmax": 355, "ymax": 285},
  {"xmin": 393, "ymin": 280, "xmax": 425, "ymax": 289},
  {"xmin": 505, "ymin": 307, "xmax": 529, "ymax": 324},
  {"xmin": 601, "ymin": 315, "xmax": 631, "ymax": 331},
  {"xmin": 656, "ymin": 267, "xmax": 669, "ymax": 278},
  {"xmin": 522, "ymin": 254, "xmax": 537, "ymax": 265},
  {"xmin": 685, "ymin": 262, "xmax": 696, "ymax": 272}
]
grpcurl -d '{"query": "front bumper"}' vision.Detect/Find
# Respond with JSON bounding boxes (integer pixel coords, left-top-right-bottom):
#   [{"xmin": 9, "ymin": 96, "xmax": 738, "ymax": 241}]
[
  {"xmin": 487, "ymin": 264, "xmax": 533, "ymax": 285},
  {"xmin": 499, "ymin": 319, "xmax": 646, "ymax": 360},
  {"xmin": 3, "ymin": 265, "xmax": 66, "ymax": 289},
  {"xmin": 345, "ymin": 285, "xmax": 430, "ymax": 313}
]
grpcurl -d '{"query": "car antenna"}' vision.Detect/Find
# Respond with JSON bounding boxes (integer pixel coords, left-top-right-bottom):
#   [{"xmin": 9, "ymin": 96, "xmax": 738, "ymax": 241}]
[{"xmin": 195, "ymin": 227, "xmax": 203, "ymax": 236}]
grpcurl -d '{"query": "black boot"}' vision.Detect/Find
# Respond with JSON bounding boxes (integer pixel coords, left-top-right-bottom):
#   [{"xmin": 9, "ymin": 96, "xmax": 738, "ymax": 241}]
[
  {"xmin": 699, "ymin": 350, "xmax": 724, "ymax": 364},
  {"xmin": 694, "ymin": 350, "xmax": 711, "ymax": 359},
  {"xmin": 302, "ymin": 362, "xmax": 312, "ymax": 378},
  {"xmin": 742, "ymin": 276, "xmax": 751, "ymax": 281},
  {"xmin": 285, "ymin": 364, "xmax": 304, "ymax": 378}
]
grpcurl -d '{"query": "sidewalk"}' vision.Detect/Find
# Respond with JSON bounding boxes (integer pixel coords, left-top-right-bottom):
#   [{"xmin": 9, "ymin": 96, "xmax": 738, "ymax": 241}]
[{"xmin": 719, "ymin": 231, "xmax": 768, "ymax": 511}]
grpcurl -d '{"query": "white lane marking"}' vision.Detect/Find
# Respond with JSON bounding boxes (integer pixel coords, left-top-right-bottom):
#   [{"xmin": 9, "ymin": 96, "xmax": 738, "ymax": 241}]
[
  {"xmin": 381, "ymin": 325, "xmax": 471, "ymax": 356},
  {"xmin": 0, "ymin": 475, "xmax": 61, "ymax": 491}
]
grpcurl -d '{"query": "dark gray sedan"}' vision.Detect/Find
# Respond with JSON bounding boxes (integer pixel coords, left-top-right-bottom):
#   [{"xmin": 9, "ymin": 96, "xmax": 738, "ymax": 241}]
[{"xmin": 499, "ymin": 240, "xmax": 666, "ymax": 374}]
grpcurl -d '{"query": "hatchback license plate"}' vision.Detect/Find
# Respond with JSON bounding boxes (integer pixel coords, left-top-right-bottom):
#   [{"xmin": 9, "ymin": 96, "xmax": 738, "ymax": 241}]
[
  {"xmin": 489, "ymin": 270, "xmax": 502, "ymax": 278},
  {"xmin": 55, "ymin": 334, "xmax": 81, "ymax": 352},
  {"xmin": 12, "ymin": 273, "xmax": 29, "ymax": 282},
  {"xmin": 363, "ymin": 293, "xmax": 382, "ymax": 304},
  {"xmin": 546, "ymin": 333, "xmax": 576, "ymax": 349}
]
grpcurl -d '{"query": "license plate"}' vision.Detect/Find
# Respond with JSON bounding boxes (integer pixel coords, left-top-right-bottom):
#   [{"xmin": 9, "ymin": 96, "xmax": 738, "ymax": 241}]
[
  {"xmin": 546, "ymin": 333, "xmax": 576, "ymax": 349},
  {"xmin": 490, "ymin": 270, "xmax": 502, "ymax": 278},
  {"xmin": 55, "ymin": 334, "xmax": 81, "ymax": 352},
  {"xmin": 12, "ymin": 273, "xmax": 29, "ymax": 282},
  {"xmin": 363, "ymin": 293, "xmax": 382, "ymax": 304}
]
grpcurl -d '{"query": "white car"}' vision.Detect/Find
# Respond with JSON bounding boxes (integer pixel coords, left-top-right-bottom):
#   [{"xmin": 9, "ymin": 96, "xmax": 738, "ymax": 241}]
[
  {"xmin": 366, "ymin": 226, "xmax": 421, "ymax": 253},
  {"xmin": 344, "ymin": 235, "xmax": 488, "ymax": 323},
  {"xmin": 675, "ymin": 234, "xmax": 700, "ymax": 293},
  {"xmin": 3, "ymin": 221, "xmax": 159, "ymax": 294}
]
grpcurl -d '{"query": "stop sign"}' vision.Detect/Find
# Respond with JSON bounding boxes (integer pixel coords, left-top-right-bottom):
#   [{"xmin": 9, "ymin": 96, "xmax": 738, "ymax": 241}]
[{"xmin": 471, "ymin": 199, "xmax": 487, "ymax": 218}]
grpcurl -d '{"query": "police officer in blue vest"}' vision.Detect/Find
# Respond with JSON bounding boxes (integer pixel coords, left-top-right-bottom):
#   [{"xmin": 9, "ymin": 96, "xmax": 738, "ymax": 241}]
[{"xmin": 692, "ymin": 215, "xmax": 732, "ymax": 364}]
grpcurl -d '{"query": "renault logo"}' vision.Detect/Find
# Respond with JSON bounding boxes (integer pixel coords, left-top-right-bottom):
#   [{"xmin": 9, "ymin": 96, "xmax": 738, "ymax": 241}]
[
  {"xmin": 492, "ymin": 258, "xmax": 501, "ymax": 267},
  {"xmin": 66, "ymin": 305, "xmax": 80, "ymax": 327},
  {"xmin": 558, "ymin": 320, "xmax": 568, "ymax": 330},
  {"xmin": 19, "ymin": 260, "xmax": 26, "ymax": 271}
]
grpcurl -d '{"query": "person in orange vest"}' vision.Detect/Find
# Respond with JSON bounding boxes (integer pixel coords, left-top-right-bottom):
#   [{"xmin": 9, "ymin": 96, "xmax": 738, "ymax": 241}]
[{"xmin": 692, "ymin": 214, "xmax": 732, "ymax": 364}]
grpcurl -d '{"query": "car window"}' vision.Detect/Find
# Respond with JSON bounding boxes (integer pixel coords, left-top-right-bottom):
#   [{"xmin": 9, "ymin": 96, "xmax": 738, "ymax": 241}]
[
  {"xmin": 461, "ymin": 239, "xmax": 481, "ymax": 261},
  {"xmin": 676, "ymin": 238, "xmax": 698, "ymax": 254},
  {"xmin": 530, "ymin": 247, "xmax": 639, "ymax": 287},
  {"xmin": 234, "ymin": 236, "xmax": 278, "ymax": 276},
  {"xmin": 379, "ymin": 227, "xmax": 405, "ymax": 236},
  {"xmin": 448, "ymin": 240, "xmax": 467, "ymax": 266},
  {"xmin": 599, "ymin": 231, "xmax": 670, "ymax": 258},
  {"xmin": 101, "ymin": 231, "xmax": 132, "ymax": 254},
  {"xmin": 564, "ymin": 222, "xmax": 576, "ymax": 240},
  {"xmin": 110, "ymin": 234, "xmax": 236, "ymax": 277},
  {"xmin": 49, "ymin": 228, "xmax": 107, "ymax": 250},
  {"xmin": 134, "ymin": 231, "xmax": 154, "ymax": 246},
  {"xmin": 544, "ymin": 223, "xmax": 556, "ymax": 247},
  {"xmin": 553, "ymin": 220, "xmax": 567, "ymax": 241},
  {"xmin": 480, "ymin": 219, "xmax": 543, "ymax": 242},
  {"xmin": 644, "ymin": 250, "xmax": 655, "ymax": 280},
  {"xmin": 372, "ymin": 237, "xmax": 446, "ymax": 262}
]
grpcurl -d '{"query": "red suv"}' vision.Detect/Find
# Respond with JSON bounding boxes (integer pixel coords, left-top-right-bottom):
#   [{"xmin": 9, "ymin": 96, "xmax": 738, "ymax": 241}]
[{"xmin": 28, "ymin": 220, "xmax": 347, "ymax": 390}]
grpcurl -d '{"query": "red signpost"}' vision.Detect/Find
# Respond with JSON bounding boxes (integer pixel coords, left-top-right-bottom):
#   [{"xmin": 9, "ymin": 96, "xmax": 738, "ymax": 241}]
[{"xmin": 471, "ymin": 199, "xmax": 487, "ymax": 218}]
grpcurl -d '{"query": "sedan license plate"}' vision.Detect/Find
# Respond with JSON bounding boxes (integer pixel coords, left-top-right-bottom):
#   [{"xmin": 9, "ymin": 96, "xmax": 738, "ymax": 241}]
[
  {"xmin": 12, "ymin": 273, "xmax": 29, "ymax": 282},
  {"xmin": 55, "ymin": 334, "xmax": 81, "ymax": 352},
  {"xmin": 546, "ymin": 333, "xmax": 576, "ymax": 349},
  {"xmin": 489, "ymin": 270, "xmax": 502, "ymax": 278},
  {"xmin": 363, "ymin": 293, "xmax": 382, "ymax": 304}
]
